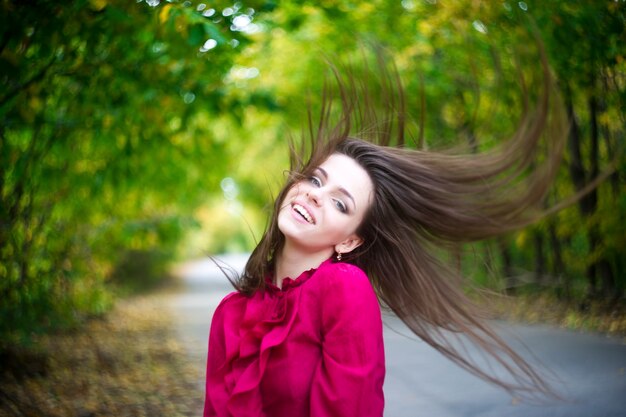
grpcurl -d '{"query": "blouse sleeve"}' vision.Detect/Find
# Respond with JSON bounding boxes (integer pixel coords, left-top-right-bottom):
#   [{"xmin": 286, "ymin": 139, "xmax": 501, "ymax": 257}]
[
  {"xmin": 203, "ymin": 294, "xmax": 233, "ymax": 417},
  {"xmin": 310, "ymin": 263, "xmax": 385, "ymax": 417}
]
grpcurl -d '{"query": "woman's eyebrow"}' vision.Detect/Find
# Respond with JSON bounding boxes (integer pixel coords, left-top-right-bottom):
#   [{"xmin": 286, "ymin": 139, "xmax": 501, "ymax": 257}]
[{"xmin": 316, "ymin": 167, "xmax": 357, "ymax": 210}]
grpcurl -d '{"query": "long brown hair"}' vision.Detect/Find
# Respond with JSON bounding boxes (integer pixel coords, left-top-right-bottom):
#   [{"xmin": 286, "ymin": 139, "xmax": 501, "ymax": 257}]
[{"xmin": 233, "ymin": 44, "xmax": 567, "ymax": 398}]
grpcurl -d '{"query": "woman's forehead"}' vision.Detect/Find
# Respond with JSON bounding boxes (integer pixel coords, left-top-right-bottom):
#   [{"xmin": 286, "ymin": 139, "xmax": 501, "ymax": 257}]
[{"xmin": 318, "ymin": 154, "xmax": 374, "ymax": 205}]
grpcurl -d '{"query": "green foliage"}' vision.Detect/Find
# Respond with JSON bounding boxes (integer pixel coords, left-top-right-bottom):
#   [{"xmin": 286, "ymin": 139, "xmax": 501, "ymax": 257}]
[
  {"xmin": 108, "ymin": 249, "xmax": 173, "ymax": 295},
  {"xmin": 1, "ymin": 0, "xmax": 624, "ymax": 347},
  {"xmin": 0, "ymin": 0, "xmax": 272, "ymax": 346}
]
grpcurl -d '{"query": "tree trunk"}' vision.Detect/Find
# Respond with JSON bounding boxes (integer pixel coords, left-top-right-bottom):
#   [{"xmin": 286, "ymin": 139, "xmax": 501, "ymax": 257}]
[
  {"xmin": 533, "ymin": 231, "xmax": 545, "ymax": 286},
  {"xmin": 548, "ymin": 219, "xmax": 567, "ymax": 299},
  {"xmin": 497, "ymin": 238, "xmax": 513, "ymax": 278},
  {"xmin": 565, "ymin": 86, "xmax": 604, "ymax": 297},
  {"xmin": 586, "ymin": 93, "xmax": 603, "ymax": 296}
]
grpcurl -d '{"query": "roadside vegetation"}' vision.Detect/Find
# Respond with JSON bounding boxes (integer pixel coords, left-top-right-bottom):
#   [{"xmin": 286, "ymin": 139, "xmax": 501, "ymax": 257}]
[
  {"xmin": 487, "ymin": 292, "xmax": 626, "ymax": 339},
  {"xmin": 0, "ymin": 296, "xmax": 204, "ymax": 417}
]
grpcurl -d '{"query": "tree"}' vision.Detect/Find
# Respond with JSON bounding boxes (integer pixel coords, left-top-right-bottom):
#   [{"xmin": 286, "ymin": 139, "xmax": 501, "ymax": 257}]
[{"xmin": 0, "ymin": 0, "xmax": 271, "ymax": 345}]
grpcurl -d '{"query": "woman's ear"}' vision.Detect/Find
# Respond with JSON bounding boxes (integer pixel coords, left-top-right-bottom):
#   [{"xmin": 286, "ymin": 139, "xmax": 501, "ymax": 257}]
[{"xmin": 335, "ymin": 235, "xmax": 364, "ymax": 255}]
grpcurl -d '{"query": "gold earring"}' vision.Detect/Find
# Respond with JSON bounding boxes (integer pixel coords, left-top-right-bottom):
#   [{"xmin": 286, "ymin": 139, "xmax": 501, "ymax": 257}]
[{"xmin": 336, "ymin": 252, "xmax": 342, "ymax": 261}]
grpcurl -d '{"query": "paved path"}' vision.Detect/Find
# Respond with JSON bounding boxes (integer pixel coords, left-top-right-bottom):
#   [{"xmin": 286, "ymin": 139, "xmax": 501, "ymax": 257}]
[{"xmin": 166, "ymin": 254, "xmax": 626, "ymax": 417}]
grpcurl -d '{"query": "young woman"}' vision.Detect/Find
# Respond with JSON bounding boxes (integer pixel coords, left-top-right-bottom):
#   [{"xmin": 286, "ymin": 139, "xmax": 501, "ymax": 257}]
[{"xmin": 203, "ymin": 50, "xmax": 566, "ymax": 416}]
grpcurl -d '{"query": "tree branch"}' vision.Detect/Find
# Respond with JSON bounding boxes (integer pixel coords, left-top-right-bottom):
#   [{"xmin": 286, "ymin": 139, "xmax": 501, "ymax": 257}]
[{"xmin": 0, "ymin": 57, "xmax": 56, "ymax": 108}]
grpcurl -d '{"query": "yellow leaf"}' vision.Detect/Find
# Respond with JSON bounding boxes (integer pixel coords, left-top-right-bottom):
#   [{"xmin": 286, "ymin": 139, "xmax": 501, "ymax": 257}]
[
  {"xmin": 89, "ymin": 0, "xmax": 107, "ymax": 11},
  {"xmin": 103, "ymin": 115, "xmax": 113, "ymax": 128},
  {"xmin": 30, "ymin": 97, "xmax": 42, "ymax": 112},
  {"xmin": 159, "ymin": 4, "xmax": 172, "ymax": 24}
]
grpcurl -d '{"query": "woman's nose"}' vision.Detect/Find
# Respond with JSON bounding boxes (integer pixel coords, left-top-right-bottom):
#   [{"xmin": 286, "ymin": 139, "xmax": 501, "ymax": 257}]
[{"xmin": 306, "ymin": 187, "xmax": 323, "ymax": 206}]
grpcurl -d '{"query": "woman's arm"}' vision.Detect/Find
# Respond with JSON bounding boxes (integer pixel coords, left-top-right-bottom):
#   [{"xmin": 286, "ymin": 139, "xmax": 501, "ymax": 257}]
[{"xmin": 310, "ymin": 263, "xmax": 385, "ymax": 417}]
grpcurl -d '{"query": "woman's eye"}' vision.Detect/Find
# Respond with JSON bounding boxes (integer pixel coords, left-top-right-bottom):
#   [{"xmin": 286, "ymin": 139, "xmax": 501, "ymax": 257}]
[
  {"xmin": 309, "ymin": 176, "xmax": 322, "ymax": 187},
  {"xmin": 334, "ymin": 199, "xmax": 347, "ymax": 213}
]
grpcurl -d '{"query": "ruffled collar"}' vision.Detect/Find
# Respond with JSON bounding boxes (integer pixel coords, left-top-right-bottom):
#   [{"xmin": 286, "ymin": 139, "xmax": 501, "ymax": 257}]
[
  {"xmin": 207, "ymin": 257, "xmax": 341, "ymax": 415},
  {"xmin": 211, "ymin": 258, "xmax": 333, "ymax": 416},
  {"xmin": 265, "ymin": 257, "xmax": 333, "ymax": 293}
]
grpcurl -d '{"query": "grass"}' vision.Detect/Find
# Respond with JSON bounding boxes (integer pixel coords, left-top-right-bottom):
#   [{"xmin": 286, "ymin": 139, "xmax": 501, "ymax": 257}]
[{"xmin": 482, "ymin": 291, "xmax": 626, "ymax": 340}]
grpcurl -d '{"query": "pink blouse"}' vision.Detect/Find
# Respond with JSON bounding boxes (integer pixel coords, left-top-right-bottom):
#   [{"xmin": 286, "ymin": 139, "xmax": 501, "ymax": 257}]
[{"xmin": 203, "ymin": 258, "xmax": 385, "ymax": 417}]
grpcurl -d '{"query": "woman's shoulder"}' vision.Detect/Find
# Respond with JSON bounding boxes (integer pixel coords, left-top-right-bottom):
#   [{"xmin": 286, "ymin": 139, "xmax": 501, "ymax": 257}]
[
  {"xmin": 317, "ymin": 260, "xmax": 368, "ymax": 280},
  {"xmin": 315, "ymin": 261, "xmax": 381, "ymax": 324},
  {"xmin": 315, "ymin": 260, "xmax": 375, "ymax": 297},
  {"xmin": 212, "ymin": 291, "xmax": 246, "ymax": 318}
]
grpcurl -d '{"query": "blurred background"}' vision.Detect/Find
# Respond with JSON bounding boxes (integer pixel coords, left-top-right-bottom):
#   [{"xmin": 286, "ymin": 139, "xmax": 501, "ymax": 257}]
[{"xmin": 1, "ymin": 0, "xmax": 625, "ymax": 415}]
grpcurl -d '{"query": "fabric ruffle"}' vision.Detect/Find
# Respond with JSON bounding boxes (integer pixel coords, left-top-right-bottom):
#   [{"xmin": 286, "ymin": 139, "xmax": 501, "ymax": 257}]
[{"xmin": 210, "ymin": 265, "xmax": 320, "ymax": 416}]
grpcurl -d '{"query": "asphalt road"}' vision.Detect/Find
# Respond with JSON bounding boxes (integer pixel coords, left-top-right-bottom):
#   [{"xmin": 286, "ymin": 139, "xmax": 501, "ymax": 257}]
[{"xmin": 166, "ymin": 254, "xmax": 626, "ymax": 417}]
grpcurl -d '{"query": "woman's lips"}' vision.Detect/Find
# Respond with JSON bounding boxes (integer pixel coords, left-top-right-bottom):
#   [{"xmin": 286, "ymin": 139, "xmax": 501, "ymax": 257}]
[{"xmin": 292, "ymin": 203, "xmax": 315, "ymax": 224}]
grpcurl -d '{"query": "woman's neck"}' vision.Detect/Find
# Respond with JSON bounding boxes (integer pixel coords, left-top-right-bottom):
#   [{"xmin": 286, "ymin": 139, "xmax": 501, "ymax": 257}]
[{"xmin": 275, "ymin": 243, "xmax": 333, "ymax": 289}]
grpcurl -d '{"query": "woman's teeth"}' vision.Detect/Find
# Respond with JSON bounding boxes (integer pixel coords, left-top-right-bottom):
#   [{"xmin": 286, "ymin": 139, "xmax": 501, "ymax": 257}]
[{"xmin": 293, "ymin": 204, "xmax": 314, "ymax": 224}]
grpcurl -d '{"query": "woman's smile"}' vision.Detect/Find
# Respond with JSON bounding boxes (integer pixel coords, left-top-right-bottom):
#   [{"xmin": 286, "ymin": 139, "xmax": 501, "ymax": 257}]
[{"xmin": 292, "ymin": 202, "xmax": 316, "ymax": 224}]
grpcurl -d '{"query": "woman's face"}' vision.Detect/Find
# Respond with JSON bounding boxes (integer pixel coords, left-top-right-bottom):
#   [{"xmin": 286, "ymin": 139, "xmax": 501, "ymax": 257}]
[{"xmin": 277, "ymin": 153, "xmax": 374, "ymax": 256}]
